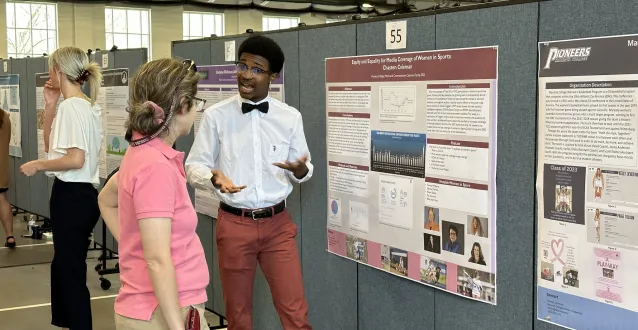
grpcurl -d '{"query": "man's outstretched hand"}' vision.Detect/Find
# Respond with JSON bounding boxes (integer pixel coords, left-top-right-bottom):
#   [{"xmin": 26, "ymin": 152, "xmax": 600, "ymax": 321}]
[
  {"xmin": 273, "ymin": 155, "xmax": 309, "ymax": 179},
  {"xmin": 211, "ymin": 169, "xmax": 246, "ymax": 194}
]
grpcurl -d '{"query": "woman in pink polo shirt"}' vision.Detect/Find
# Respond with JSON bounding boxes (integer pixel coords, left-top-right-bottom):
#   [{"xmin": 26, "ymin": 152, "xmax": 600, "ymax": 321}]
[{"xmin": 98, "ymin": 58, "xmax": 209, "ymax": 330}]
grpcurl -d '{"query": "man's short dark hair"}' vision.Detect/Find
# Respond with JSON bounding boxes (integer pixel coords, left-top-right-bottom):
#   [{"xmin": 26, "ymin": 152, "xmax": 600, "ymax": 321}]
[
  {"xmin": 238, "ymin": 35, "xmax": 285, "ymax": 73},
  {"xmin": 449, "ymin": 225, "xmax": 458, "ymax": 235}
]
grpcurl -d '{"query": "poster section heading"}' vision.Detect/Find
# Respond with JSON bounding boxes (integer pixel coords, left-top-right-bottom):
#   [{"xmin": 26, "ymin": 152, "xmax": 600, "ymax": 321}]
[
  {"xmin": 0, "ymin": 74, "xmax": 21, "ymax": 157},
  {"xmin": 325, "ymin": 46, "xmax": 498, "ymax": 305},
  {"xmin": 537, "ymin": 33, "xmax": 638, "ymax": 329},
  {"xmin": 192, "ymin": 64, "xmax": 285, "ymax": 218}
]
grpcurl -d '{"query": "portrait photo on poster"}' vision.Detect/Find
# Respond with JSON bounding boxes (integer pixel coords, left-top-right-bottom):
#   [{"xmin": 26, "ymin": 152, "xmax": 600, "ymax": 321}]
[{"xmin": 442, "ymin": 220, "xmax": 465, "ymax": 255}]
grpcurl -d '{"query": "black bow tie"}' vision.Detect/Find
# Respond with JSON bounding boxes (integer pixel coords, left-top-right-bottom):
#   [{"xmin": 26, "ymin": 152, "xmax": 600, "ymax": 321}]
[{"xmin": 242, "ymin": 102, "xmax": 269, "ymax": 114}]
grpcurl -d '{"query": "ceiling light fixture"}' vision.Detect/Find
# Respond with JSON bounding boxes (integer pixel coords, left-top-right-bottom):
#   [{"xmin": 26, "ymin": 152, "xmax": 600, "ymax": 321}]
[{"xmin": 361, "ymin": 3, "xmax": 374, "ymax": 8}]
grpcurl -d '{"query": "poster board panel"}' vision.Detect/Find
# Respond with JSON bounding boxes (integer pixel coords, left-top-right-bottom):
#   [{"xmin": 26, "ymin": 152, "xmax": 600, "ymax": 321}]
[
  {"xmin": 10, "ymin": 59, "xmax": 29, "ymax": 210},
  {"xmin": 173, "ymin": 39, "xmax": 215, "ymax": 311},
  {"xmin": 29, "ymin": 58, "xmax": 50, "ymax": 217},
  {"xmin": 299, "ymin": 25, "xmax": 359, "ymax": 330},
  {"xmin": 435, "ymin": 2, "xmax": 538, "ymax": 329}
]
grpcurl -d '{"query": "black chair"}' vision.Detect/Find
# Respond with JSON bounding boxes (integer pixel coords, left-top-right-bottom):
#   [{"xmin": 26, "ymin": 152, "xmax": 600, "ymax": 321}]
[{"xmin": 95, "ymin": 167, "xmax": 120, "ymax": 290}]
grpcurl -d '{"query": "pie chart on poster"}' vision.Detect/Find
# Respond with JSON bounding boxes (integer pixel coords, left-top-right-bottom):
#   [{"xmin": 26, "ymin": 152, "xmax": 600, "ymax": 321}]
[{"xmin": 331, "ymin": 199, "xmax": 339, "ymax": 214}]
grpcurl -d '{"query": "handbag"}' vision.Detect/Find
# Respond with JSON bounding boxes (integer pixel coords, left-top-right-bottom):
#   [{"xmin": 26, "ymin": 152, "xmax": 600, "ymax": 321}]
[{"xmin": 185, "ymin": 306, "xmax": 201, "ymax": 330}]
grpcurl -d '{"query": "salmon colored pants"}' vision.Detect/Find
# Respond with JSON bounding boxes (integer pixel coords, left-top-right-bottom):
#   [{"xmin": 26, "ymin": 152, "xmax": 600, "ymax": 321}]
[
  {"xmin": 114, "ymin": 304, "xmax": 209, "ymax": 330},
  {"xmin": 216, "ymin": 208, "xmax": 312, "ymax": 330}
]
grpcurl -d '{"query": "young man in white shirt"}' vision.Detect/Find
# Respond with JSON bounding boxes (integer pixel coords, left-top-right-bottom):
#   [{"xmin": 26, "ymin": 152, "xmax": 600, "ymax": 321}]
[{"xmin": 185, "ymin": 35, "xmax": 313, "ymax": 330}]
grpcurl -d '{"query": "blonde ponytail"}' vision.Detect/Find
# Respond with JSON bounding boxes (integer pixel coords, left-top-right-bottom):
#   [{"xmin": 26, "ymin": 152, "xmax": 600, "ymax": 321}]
[{"xmin": 84, "ymin": 62, "xmax": 102, "ymax": 105}]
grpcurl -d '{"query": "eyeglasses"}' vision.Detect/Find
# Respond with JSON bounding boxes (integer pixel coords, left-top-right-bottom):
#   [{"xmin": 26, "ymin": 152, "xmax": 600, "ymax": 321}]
[
  {"xmin": 183, "ymin": 59, "xmax": 197, "ymax": 73},
  {"xmin": 194, "ymin": 96, "xmax": 207, "ymax": 112},
  {"xmin": 235, "ymin": 62, "xmax": 270, "ymax": 76}
]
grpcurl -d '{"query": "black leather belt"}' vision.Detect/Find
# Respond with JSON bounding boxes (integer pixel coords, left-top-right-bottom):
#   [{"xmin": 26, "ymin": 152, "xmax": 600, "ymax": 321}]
[{"xmin": 219, "ymin": 200, "xmax": 286, "ymax": 219}]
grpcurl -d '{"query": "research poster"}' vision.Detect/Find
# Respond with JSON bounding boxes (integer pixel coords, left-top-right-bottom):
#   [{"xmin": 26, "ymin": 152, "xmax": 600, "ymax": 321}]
[
  {"xmin": 35, "ymin": 73, "xmax": 64, "ymax": 160},
  {"xmin": 97, "ymin": 68, "xmax": 129, "ymax": 178},
  {"xmin": 537, "ymin": 34, "xmax": 638, "ymax": 329},
  {"xmin": 193, "ymin": 64, "xmax": 285, "ymax": 217},
  {"xmin": 0, "ymin": 74, "xmax": 21, "ymax": 157},
  {"xmin": 325, "ymin": 47, "xmax": 498, "ymax": 304}
]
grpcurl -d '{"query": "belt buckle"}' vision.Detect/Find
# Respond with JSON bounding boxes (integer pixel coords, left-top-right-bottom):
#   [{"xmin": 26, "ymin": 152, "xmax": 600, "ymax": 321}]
[
  {"xmin": 250, "ymin": 209, "xmax": 264, "ymax": 220},
  {"xmin": 250, "ymin": 207, "xmax": 270, "ymax": 220}
]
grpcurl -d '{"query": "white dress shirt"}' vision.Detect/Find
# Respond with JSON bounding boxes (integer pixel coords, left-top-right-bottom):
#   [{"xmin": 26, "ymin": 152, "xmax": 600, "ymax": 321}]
[{"xmin": 185, "ymin": 94, "xmax": 313, "ymax": 209}]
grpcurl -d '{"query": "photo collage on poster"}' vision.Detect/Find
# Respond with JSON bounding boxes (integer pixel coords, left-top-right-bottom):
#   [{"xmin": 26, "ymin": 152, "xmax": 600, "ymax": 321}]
[{"xmin": 325, "ymin": 47, "xmax": 498, "ymax": 304}]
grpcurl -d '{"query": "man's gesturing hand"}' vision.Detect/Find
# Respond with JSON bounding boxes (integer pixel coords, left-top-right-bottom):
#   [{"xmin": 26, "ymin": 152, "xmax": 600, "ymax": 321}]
[
  {"xmin": 211, "ymin": 169, "xmax": 246, "ymax": 194},
  {"xmin": 273, "ymin": 155, "xmax": 309, "ymax": 179}
]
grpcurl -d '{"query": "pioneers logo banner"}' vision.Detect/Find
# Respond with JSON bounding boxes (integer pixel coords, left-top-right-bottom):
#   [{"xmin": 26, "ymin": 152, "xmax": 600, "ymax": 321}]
[{"xmin": 543, "ymin": 46, "xmax": 591, "ymax": 69}]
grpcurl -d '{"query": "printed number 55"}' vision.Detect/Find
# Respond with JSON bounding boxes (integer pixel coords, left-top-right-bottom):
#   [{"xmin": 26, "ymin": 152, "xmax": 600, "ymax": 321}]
[{"xmin": 390, "ymin": 29, "xmax": 402, "ymax": 43}]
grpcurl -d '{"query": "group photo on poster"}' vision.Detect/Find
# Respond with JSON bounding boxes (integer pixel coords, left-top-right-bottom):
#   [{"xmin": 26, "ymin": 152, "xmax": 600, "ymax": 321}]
[
  {"xmin": 325, "ymin": 47, "xmax": 498, "ymax": 304},
  {"xmin": 536, "ymin": 34, "xmax": 638, "ymax": 329}
]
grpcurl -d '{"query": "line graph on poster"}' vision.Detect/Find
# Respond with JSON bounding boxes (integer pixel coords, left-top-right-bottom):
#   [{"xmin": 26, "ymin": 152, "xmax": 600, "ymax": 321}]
[{"xmin": 379, "ymin": 85, "xmax": 416, "ymax": 121}]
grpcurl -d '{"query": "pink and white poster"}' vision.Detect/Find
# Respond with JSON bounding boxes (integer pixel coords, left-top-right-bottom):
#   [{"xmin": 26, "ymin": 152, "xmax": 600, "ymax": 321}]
[{"xmin": 325, "ymin": 47, "xmax": 499, "ymax": 304}]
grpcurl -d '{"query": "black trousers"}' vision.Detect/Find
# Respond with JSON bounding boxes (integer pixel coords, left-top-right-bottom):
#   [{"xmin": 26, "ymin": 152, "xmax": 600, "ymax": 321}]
[{"xmin": 50, "ymin": 178, "xmax": 100, "ymax": 329}]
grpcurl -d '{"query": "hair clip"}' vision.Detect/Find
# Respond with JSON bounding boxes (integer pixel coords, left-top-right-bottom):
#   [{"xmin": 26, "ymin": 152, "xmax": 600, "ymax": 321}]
[
  {"xmin": 143, "ymin": 101, "xmax": 165, "ymax": 125},
  {"xmin": 75, "ymin": 69, "xmax": 90, "ymax": 84}
]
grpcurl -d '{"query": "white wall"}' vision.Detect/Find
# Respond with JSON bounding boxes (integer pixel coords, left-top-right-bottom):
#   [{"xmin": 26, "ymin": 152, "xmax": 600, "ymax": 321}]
[{"xmin": 0, "ymin": 0, "xmax": 332, "ymax": 60}]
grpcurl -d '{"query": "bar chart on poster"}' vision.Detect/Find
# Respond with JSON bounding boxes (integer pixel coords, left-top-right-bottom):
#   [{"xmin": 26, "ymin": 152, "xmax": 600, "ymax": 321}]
[
  {"xmin": 536, "ymin": 34, "xmax": 638, "ymax": 330},
  {"xmin": 192, "ymin": 64, "xmax": 285, "ymax": 218},
  {"xmin": 325, "ymin": 47, "xmax": 499, "ymax": 304}
]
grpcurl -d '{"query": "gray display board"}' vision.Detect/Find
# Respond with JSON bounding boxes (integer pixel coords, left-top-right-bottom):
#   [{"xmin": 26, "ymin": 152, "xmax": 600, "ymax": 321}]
[
  {"xmin": 173, "ymin": 38, "xmax": 215, "ymax": 312},
  {"xmin": 299, "ymin": 24, "xmax": 359, "ymax": 330},
  {"xmin": 5, "ymin": 0, "xmax": 636, "ymax": 328},
  {"xmin": 0, "ymin": 59, "xmax": 17, "ymax": 206},
  {"xmin": 172, "ymin": 1, "xmax": 542, "ymax": 328},
  {"xmin": 435, "ymin": 2, "xmax": 538, "ymax": 329},
  {"xmin": 12, "ymin": 58, "xmax": 31, "ymax": 212},
  {"xmin": 355, "ymin": 15, "xmax": 437, "ymax": 330},
  {"xmin": 27, "ymin": 57, "xmax": 48, "ymax": 217},
  {"xmin": 92, "ymin": 48, "xmax": 148, "ymax": 253}
]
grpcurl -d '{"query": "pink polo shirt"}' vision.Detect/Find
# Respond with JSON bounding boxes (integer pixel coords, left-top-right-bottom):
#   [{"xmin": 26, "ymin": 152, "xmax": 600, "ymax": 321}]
[{"xmin": 115, "ymin": 133, "xmax": 209, "ymax": 320}]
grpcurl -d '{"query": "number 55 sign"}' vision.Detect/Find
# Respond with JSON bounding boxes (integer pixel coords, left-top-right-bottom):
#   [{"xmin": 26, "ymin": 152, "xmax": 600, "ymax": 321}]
[{"xmin": 386, "ymin": 20, "xmax": 407, "ymax": 50}]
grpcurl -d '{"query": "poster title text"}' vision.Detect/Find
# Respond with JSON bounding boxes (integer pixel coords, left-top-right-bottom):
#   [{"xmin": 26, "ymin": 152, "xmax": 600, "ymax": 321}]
[{"xmin": 351, "ymin": 53, "xmax": 453, "ymax": 71}]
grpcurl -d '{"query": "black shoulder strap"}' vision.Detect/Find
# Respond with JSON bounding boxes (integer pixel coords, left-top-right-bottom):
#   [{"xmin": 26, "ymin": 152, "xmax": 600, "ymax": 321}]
[{"xmin": 104, "ymin": 167, "xmax": 120, "ymax": 185}]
